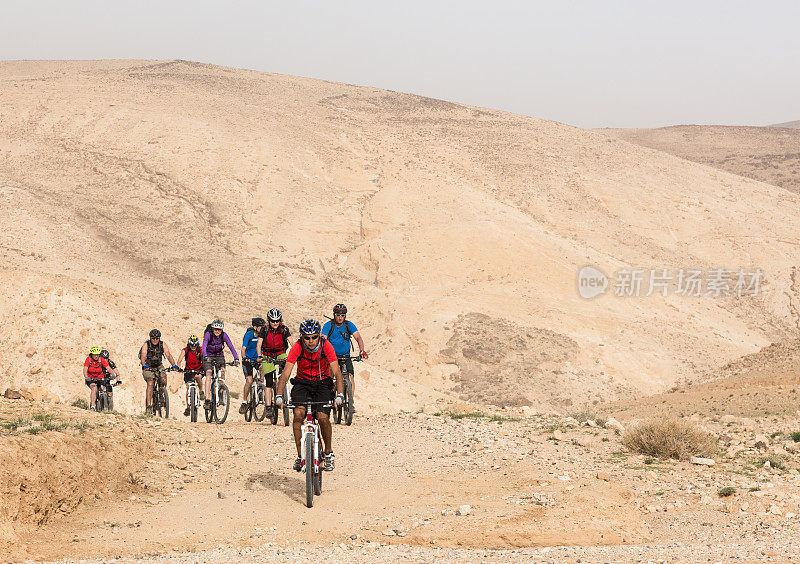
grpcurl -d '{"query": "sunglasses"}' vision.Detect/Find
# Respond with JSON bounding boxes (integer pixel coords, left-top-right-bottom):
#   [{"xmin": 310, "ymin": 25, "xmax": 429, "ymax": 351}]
[
  {"xmin": 301, "ymin": 335, "xmax": 320, "ymax": 341},
  {"xmin": 270, "ymin": 320, "xmax": 280, "ymax": 324},
  {"xmin": 213, "ymin": 328, "xmax": 222, "ymax": 331}
]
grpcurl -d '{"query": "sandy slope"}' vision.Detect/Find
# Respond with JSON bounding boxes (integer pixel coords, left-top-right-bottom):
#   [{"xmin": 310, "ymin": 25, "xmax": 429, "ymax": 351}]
[
  {"xmin": 604, "ymin": 124, "xmax": 800, "ymax": 193},
  {"xmin": 2, "ymin": 61, "xmax": 800, "ymax": 413}
]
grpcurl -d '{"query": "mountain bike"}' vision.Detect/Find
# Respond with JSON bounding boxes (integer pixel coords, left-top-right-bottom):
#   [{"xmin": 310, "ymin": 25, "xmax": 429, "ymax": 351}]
[
  {"xmin": 264, "ymin": 356, "xmax": 290, "ymax": 426},
  {"xmin": 242, "ymin": 359, "xmax": 267, "ymax": 422},
  {"xmin": 144, "ymin": 366, "xmax": 174, "ymax": 418},
  {"xmin": 205, "ymin": 360, "xmax": 236, "ymax": 424},
  {"xmin": 182, "ymin": 368, "xmax": 203, "ymax": 422},
  {"xmin": 333, "ymin": 355, "xmax": 361, "ymax": 426},
  {"xmin": 95, "ymin": 378, "xmax": 120, "ymax": 412},
  {"xmin": 286, "ymin": 399, "xmax": 333, "ymax": 508}
]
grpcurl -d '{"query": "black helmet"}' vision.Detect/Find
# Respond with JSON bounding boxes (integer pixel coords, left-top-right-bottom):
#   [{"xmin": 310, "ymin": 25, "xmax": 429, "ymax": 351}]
[
  {"xmin": 333, "ymin": 303, "xmax": 347, "ymax": 315},
  {"xmin": 100, "ymin": 349, "xmax": 110, "ymax": 359},
  {"xmin": 149, "ymin": 329, "xmax": 161, "ymax": 339},
  {"xmin": 252, "ymin": 317, "xmax": 266, "ymax": 327}
]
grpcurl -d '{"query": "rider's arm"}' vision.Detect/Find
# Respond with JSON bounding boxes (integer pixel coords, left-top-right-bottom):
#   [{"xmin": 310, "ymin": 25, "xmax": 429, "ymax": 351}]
[
  {"xmin": 83, "ymin": 359, "xmax": 89, "ymax": 379},
  {"xmin": 163, "ymin": 343, "xmax": 177, "ymax": 366},
  {"xmin": 177, "ymin": 349, "xmax": 186, "ymax": 369},
  {"xmin": 323, "ymin": 341, "xmax": 344, "ymax": 396},
  {"xmin": 275, "ymin": 361, "xmax": 294, "ymax": 400},
  {"xmin": 139, "ymin": 345, "xmax": 147, "ymax": 367},
  {"xmin": 223, "ymin": 332, "xmax": 240, "ymax": 361},
  {"xmin": 352, "ymin": 330, "xmax": 366, "ymax": 355},
  {"xmin": 320, "ymin": 321, "xmax": 330, "ymax": 341}
]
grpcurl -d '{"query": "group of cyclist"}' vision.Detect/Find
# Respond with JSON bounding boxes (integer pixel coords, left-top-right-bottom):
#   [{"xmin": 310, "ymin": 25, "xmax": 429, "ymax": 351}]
[
  {"xmin": 82, "ymin": 346, "xmax": 122, "ymax": 410},
  {"xmin": 81, "ymin": 304, "xmax": 368, "ymax": 471}
]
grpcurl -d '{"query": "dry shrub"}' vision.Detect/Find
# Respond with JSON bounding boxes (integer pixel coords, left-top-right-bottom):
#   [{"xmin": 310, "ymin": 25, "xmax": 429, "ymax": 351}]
[{"xmin": 622, "ymin": 418, "xmax": 717, "ymax": 460}]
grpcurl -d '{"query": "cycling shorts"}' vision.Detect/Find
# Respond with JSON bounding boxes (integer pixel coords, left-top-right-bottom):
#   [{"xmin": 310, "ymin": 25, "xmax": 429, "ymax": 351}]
[{"xmin": 290, "ymin": 377, "xmax": 334, "ymax": 416}]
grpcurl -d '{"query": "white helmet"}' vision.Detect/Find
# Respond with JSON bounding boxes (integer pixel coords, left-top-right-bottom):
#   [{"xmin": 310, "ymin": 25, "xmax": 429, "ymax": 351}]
[{"xmin": 211, "ymin": 319, "xmax": 224, "ymax": 330}]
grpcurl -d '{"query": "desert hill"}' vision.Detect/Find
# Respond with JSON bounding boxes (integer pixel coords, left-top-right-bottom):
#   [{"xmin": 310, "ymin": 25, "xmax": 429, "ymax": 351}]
[
  {"xmin": 771, "ymin": 120, "xmax": 800, "ymax": 129},
  {"xmin": 604, "ymin": 125, "xmax": 800, "ymax": 193},
  {"xmin": 2, "ymin": 60, "xmax": 800, "ymax": 412}
]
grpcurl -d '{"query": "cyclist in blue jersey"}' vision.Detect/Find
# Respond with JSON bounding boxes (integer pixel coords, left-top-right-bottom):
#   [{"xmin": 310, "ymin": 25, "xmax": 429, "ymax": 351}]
[
  {"xmin": 239, "ymin": 317, "xmax": 265, "ymax": 415},
  {"xmin": 321, "ymin": 304, "xmax": 368, "ymax": 404}
]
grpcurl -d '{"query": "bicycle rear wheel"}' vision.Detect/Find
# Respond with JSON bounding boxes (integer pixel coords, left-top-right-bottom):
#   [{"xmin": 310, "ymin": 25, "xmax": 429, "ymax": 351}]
[
  {"xmin": 214, "ymin": 381, "xmax": 230, "ymax": 424},
  {"xmin": 305, "ymin": 437, "xmax": 315, "ymax": 508}
]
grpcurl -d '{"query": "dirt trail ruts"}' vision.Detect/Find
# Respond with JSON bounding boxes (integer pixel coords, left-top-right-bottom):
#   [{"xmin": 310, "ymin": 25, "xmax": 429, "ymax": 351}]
[{"xmin": 23, "ymin": 411, "xmax": 643, "ymax": 561}]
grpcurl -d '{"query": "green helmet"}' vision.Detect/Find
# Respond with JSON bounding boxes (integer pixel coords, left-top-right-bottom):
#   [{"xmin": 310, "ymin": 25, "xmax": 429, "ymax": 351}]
[{"xmin": 90, "ymin": 346, "xmax": 101, "ymax": 355}]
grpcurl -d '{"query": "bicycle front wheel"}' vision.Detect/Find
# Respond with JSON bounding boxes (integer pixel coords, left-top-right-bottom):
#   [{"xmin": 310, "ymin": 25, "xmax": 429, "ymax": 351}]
[
  {"xmin": 255, "ymin": 384, "xmax": 268, "ymax": 422},
  {"xmin": 305, "ymin": 436, "xmax": 315, "ymax": 508},
  {"xmin": 344, "ymin": 379, "xmax": 354, "ymax": 426},
  {"xmin": 214, "ymin": 381, "xmax": 230, "ymax": 424},
  {"xmin": 159, "ymin": 387, "xmax": 169, "ymax": 419},
  {"xmin": 106, "ymin": 392, "xmax": 114, "ymax": 412},
  {"xmin": 189, "ymin": 387, "xmax": 198, "ymax": 423}
]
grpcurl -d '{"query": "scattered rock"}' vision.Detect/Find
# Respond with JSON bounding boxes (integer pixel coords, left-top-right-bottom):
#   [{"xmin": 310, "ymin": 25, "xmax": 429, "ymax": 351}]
[
  {"xmin": 172, "ymin": 457, "xmax": 189, "ymax": 470},
  {"xmin": 217, "ymin": 491, "xmax": 227, "ymax": 499},
  {"xmin": 769, "ymin": 504, "xmax": 783, "ymax": 516},
  {"xmin": 3, "ymin": 388, "xmax": 21, "ymax": 399},
  {"xmin": 585, "ymin": 419, "xmax": 598, "ymax": 428},
  {"xmin": 720, "ymin": 414, "xmax": 738, "ymax": 424},
  {"xmin": 456, "ymin": 504, "xmax": 471, "ymax": 516},
  {"xmin": 763, "ymin": 460, "xmax": 772, "ymax": 469},
  {"xmin": 754, "ymin": 434, "xmax": 770, "ymax": 451},
  {"xmin": 596, "ymin": 471, "xmax": 612, "ymax": 482},
  {"xmin": 605, "ymin": 417, "xmax": 625, "ymax": 433},
  {"xmin": 381, "ymin": 528, "xmax": 396, "ymax": 536},
  {"xmin": 563, "ymin": 417, "xmax": 579, "ymax": 427},
  {"xmin": 552, "ymin": 429, "xmax": 567, "ymax": 441},
  {"xmin": 25, "ymin": 347, "xmax": 36, "ymax": 358},
  {"xmin": 690, "ymin": 456, "xmax": 715, "ymax": 466}
]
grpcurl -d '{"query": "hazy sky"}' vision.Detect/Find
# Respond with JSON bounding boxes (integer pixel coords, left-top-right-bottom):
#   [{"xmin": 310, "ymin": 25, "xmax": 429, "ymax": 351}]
[{"xmin": 3, "ymin": 0, "xmax": 799, "ymax": 128}]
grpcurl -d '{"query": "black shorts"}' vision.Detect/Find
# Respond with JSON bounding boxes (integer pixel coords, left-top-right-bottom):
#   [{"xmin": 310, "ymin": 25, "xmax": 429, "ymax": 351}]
[
  {"xmin": 242, "ymin": 361, "xmax": 255, "ymax": 379},
  {"xmin": 337, "ymin": 356, "xmax": 354, "ymax": 376},
  {"xmin": 203, "ymin": 355, "xmax": 225, "ymax": 372},
  {"xmin": 85, "ymin": 378, "xmax": 111, "ymax": 391},
  {"xmin": 183, "ymin": 369, "xmax": 202, "ymax": 383},
  {"xmin": 290, "ymin": 378, "xmax": 334, "ymax": 416}
]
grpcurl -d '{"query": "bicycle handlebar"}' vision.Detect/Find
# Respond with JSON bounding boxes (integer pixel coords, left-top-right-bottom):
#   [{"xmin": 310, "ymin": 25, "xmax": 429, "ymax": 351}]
[
  {"xmin": 286, "ymin": 401, "xmax": 334, "ymax": 409},
  {"xmin": 337, "ymin": 354, "xmax": 363, "ymax": 362}
]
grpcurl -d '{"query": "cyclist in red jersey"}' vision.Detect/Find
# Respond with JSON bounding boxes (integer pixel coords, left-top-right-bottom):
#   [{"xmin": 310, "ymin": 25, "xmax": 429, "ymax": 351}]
[
  {"xmin": 177, "ymin": 335, "xmax": 205, "ymax": 416},
  {"xmin": 84, "ymin": 345, "xmax": 111, "ymax": 411},
  {"xmin": 275, "ymin": 319, "xmax": 344, "ymax": 472}
]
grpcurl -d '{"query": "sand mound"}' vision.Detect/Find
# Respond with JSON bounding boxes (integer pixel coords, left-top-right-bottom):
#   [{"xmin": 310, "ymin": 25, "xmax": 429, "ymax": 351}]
[{"xmin": 2, "ymin": 60, "xmax": 800, "ymax": 411}]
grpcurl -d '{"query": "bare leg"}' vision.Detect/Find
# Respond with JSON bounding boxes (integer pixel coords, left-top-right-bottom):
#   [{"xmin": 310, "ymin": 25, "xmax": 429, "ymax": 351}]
[
  {"xmin": 89, "ymin": 383, "xmax": 98, "ymax": 408},
  {"xmin": 146, "ymin": 379, "xmax": 154, "ymax": 407},
  {"xmin": 318, "ymin": 412, "xmax": 332, "ymax": 453},
  {"xmin": 204, "ymin": 368, "xmax": 212, "ymax": 398}
]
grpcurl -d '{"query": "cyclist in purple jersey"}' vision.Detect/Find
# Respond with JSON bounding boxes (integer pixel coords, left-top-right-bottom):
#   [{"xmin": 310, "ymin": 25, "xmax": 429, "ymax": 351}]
[{"xmin": 202, "ymin": 319, "xmax": 240, "ymax": 411}]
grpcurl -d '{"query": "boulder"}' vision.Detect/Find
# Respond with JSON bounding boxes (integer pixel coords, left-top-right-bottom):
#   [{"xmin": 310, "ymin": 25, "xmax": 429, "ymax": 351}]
[{"xmin": 3, "ymin": 389, "xmax": 21, "ymax": 399}]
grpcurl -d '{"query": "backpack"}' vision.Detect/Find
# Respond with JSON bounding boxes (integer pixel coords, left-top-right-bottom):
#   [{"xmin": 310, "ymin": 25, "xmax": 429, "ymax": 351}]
[{"xmin": 326, "ymin": 320, "xmax": 353, "ymax": 351}]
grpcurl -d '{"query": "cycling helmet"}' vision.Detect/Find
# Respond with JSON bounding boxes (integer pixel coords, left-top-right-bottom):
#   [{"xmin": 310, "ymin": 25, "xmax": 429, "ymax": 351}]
[
  {"xmin": 188, "ymin": 335, "xmax": 200, "ymax": 347},
  {"xmin": 149, "ymin": 329, "xmax": 161, "ymax": 339},
  {"xmin": 252, "ymin": 317, "xmax": 266, "ymax": 327},
  {"xmin": 267, "ymin": 308, "xmax": 282, "ymax": 322},
  {"xmin": 299, "ymin": 319, "xmax": 321, "ymax": 336},
  {"xmin": 90, "ymin": 346, "xmax": 101, "ymax": 355},
  {"xmin": 333, "ymin": 303, "xmax": 347, "ymax": 315},
  {"xmin": 211, "ymin": 319, "xmax": 224, "ymax": 330},
  {"xmin": 100, "ymin": 349, "xmax": 110, "ymax": 359}
]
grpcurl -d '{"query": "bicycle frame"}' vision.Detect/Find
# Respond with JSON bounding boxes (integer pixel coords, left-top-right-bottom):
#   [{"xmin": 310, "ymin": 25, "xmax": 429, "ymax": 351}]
[{"xmin": 288, "ymin": 400, "xmax": 332, "ymax": 473}]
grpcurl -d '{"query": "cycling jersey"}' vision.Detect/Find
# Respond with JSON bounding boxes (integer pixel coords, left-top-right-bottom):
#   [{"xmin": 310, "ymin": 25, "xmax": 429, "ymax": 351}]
[
  {"xmin": 203, "ymin": 330, "xmax": 239, "ymax": 360},
  {"xmin": 321, "ymin": 320, "xmax": 357, "ymax": 355},
  {"xmin": 84, "ymin": 356, "xmax": 111, "ymax": 379},
  {"xmin": 183, "ymin": 346, "xmax": 203, "ymax": 370},
  {"xmin": 261, "ymin": 324, "xmax": 291, "ymax": 356},
  {"xmin": 286, "ymin": 339, "xmax": 338, "ymax": 381},
  {"xmin": 242, "ymin": 328, "xmax": 260, "ymax": 361}
]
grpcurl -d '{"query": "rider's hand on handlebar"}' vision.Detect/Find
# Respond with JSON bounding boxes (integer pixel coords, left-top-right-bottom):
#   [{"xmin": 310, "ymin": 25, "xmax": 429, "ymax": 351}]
[
  {"xmin": 172, "ymin": 364, "xmax": 179, "ymax": 370},
  {"xmin": 360, "ymin": 350, "xmax": 368, "ymax": 360},
  {"xmin": 334, "ymin": 394, "xmax": 344, "ymax": 406},
  {"xmin": 275, "ymin": 395, "xmax": 283, "ymax": 406},
  {"xmin": 233, "ymin": 359, "xmax": 240, "ymax": 366},
  {"xmin": 142, "ymin": 364, "xmax": 149, "ymax": 370},
  {"xmin": 256, "ymin": 355, "xmax": 263, "ymax": 362}
]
